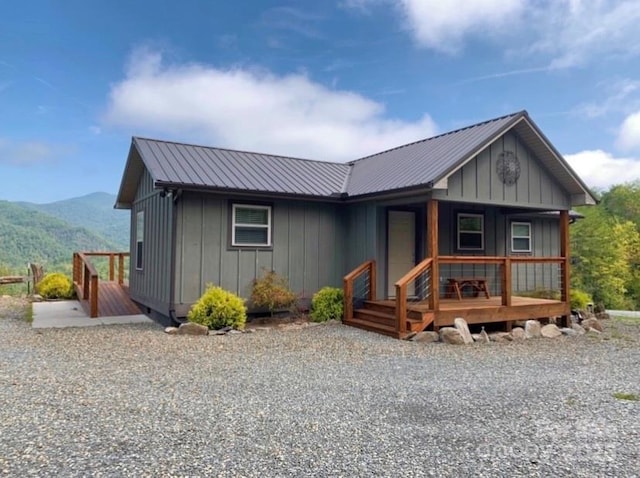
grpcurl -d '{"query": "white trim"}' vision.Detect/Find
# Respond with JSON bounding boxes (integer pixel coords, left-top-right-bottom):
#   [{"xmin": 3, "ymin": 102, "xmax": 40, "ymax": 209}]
[
  {"xmin": 457, "ymin": 213, "xmax": 484, "ymax": 250},
  {"xmin": 231, "ymin": 204, "xmax": 272, "ymax": 247},
  {"xmin": 511, "ymin": 221, "xmax": 532, "ymax": 253}
]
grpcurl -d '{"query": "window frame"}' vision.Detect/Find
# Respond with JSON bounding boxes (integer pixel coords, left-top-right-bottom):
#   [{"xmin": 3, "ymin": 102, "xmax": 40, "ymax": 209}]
[
  {"xmin": 456, "ymin": 212, "xmax": 485, "ymax": 251},
  {"xmin": 135, "ymin": 210, "xmax": 144, "ymax": 270},
  {"xmin": 511, "ymin": 221, "xmax": 532, "ymax": 253},
  {"xmin": 231, "ymin": 203, "xmax": 272, "ymax": 248}
]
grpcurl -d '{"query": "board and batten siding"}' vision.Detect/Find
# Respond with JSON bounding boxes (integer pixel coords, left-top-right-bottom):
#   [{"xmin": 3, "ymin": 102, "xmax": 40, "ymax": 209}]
[
  {"xmin": 433, "ymin": 131, "xmax": 571, "ymax": 209},
  {"xmin": 129, "ymin": 168, "xmax": 174, "ymax": 316},
  {"xmin": 173, "ymin": 193, "xmax": 345, "ymax": 317}
]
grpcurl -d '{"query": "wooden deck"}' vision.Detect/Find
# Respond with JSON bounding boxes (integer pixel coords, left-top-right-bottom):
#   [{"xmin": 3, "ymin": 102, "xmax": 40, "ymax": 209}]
[{"xmin": 78, "ymin": 281, "xmax": 141, "ymax": 317}]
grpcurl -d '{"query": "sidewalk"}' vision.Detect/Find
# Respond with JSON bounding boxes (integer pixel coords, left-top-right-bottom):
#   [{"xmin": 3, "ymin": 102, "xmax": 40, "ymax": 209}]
[{"xmin": 32, "ymin": 300, "xmax": 154, "ymax": 329}]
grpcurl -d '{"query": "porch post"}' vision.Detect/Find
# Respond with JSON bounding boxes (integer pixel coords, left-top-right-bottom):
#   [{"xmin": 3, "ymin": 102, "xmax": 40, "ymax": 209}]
[
  {"xmin": 560, "ymin": 210, "xmax": 571, "ymax": 326},
  {"xmin": 427, "ymin": 199, "xmax": 439, "ymax": 313}
]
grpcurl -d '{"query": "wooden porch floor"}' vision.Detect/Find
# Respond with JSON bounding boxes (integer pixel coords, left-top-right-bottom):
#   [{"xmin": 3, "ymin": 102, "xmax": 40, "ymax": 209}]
[
  {"xmin": 78, "ymin": 282, "xmax": 141, "ymax": 317},
  {"xmin": 378, "ymin": 295, "xmax": 561, "ymax": 312}
]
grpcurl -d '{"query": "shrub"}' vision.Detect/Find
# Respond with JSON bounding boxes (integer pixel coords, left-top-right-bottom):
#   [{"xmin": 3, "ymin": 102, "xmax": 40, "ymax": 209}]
[
  {"xmin": 251, "ymin": 270, "xmax": 297, "ymax": 315},
  {"xmin": 311, "ymin": 287, "xmax": 344, "ymax": 322},
  {"xmin": 187, "ymin": 285, "xmax": 247, "ymax": 330},
  {"xmin": 519, "ymin": 288, "xmax": 560, "ymax": 301},
  {"xmin": 570, "ymin": 289, "xmax": 592, "ymax": 310},
  {"xmin": 37, "ymin": 273, "xmax": 74, "ymax": 299}
]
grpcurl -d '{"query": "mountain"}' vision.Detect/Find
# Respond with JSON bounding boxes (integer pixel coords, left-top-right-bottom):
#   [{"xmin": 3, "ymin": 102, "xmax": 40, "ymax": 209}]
[
  {"xmin": 18, "ymin": 192, "xmax": 129, "ymax": 249},
  {"xmin": 0, "ymin": 200, "xmax": 120, "ymax": 271}
]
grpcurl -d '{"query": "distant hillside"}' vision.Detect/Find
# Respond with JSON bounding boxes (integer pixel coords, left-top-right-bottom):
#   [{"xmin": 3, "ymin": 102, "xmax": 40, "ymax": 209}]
[
  {"xmin": 0, "ymin": 200, "xmax": 120, "ymax": 272},
  {"xmin": 18, "ymin": 192, "xmax": 129, "ymax": 249}
]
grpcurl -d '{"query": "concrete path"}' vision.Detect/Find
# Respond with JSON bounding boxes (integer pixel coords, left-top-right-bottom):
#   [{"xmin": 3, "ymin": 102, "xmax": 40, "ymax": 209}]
[
  {"xmin": 32, "ymin": 300, "xmax": 153, "ymax": 329},
  {"xmin": 607, "ymin": 310, "xmax": 640, "ymax": 318}
]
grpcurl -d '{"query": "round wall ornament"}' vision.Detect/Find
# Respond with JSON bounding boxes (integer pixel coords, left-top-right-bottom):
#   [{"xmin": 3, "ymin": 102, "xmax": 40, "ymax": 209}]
[{"xmin": 496, "ymin": 150, "xmax": 521, "ymax": 185}]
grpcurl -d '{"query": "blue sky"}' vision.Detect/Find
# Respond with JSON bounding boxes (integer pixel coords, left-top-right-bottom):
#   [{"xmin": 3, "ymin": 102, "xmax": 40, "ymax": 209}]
[{"xmin": 2, "ymin": 0, "xmax": 640, "ymax": 203}]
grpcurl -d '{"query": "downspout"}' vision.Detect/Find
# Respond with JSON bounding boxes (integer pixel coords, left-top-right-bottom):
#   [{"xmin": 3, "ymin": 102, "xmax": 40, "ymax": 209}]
[{"xmin": 168, "ymin": 189, "xmax": 183, "ymax": 325}]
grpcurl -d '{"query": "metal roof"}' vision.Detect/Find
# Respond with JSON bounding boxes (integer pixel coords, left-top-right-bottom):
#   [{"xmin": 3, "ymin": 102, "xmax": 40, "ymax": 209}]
[
  {"xmin": 115, "ymin": 110, "xmax": 596, "ymax": 207},
  {"xmin": 132, "ymin": 138, "xmax": 351, "ymax": 197},
  {"xmin": 346, "ymin": 112, "xmax": 523, "ymax": 196}
]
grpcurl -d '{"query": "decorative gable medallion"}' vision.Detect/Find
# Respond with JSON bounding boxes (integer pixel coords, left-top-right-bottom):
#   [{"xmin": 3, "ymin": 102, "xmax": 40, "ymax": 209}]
[{"xmin": 496, "ymin": 150, "xmax": 521, "ymax": 186}]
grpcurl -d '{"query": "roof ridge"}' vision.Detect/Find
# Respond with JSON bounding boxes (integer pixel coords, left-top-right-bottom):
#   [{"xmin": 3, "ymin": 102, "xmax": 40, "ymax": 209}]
[
  {"xmin": 132, "ymin": 136, "xmax": 349, "ymax": 167},
  {"xmin": 348, "ymin": 110, "xmax": 527, "ymax": 165}
]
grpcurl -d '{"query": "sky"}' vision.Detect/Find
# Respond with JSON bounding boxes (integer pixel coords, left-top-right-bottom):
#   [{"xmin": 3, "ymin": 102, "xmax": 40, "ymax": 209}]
[{"xmin": 2, "ymin": 0, "xmax": 640, "ymax": 203}]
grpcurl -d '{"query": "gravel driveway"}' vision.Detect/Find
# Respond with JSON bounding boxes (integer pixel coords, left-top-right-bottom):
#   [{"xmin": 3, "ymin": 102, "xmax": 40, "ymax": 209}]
[{"xmin": 1, "ymin": 298, "xmax": 639, "ymax": 477}]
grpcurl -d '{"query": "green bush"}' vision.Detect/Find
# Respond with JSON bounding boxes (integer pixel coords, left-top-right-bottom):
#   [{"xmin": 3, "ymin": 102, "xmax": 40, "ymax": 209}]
[
  {"xmin": 519, "ymin": 288, "xmax": 561, "ymax": 301},
  {"xmin": 37, "ymin": 273, "xmax": 74, "ymax": 299},
  {"xmin": 310, "ymin": 287, "xmax": 344, "ymax": 322},
  {"xmin": 187, "ymin": 285, "xmax": 247, "ymax": 330},
  {"xmin": 570, "ymin": 289, "xmax": 592, "ymax": 310},
  {"xmin": 251, "ymin": 270, "xmax": 297, "ymax": 315}
]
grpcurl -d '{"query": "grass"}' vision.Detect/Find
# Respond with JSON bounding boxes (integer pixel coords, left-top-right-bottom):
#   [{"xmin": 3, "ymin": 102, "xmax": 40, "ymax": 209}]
[{"xmin": 613, "ymin": 392, "xmax": 639, "ymax": 401}]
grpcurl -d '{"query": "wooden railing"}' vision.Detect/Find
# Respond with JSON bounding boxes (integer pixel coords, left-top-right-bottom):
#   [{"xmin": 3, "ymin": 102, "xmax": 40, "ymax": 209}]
[
  {"xmin": 72, "ymin": 252, "xmax": 129, "ymax": 318},
  {"xmin": 343, "ymin": 260, "xmax": 376, "ymax": 322},
  {"xmin": 394, "ymin": 258, "xmax": 433, "ymax": 335}
]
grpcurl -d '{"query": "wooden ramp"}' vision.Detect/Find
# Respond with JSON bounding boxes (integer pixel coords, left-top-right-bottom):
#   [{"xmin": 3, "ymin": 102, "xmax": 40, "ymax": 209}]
[{"xmin": 78, "ymin": 282, "xmax": 141, "ymax": 317}]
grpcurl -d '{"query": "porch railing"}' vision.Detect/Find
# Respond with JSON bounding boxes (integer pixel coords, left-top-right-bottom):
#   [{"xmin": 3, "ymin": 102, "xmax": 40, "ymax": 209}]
[
  {"xmin": 394, "ymin": 258, "xmax": 433, "ymax": 335},
  {"xmin": 343, "ymin": 260, "xmax": 376, "ymax": 321},
  {"xmin": 72, "ymin": 252, "xmax": 129, "ymax": 318}
]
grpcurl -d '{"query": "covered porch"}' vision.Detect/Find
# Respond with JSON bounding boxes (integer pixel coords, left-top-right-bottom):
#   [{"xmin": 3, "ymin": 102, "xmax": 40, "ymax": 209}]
[{"xmin": 343, "ymin": 199, "xmax": 571, "ymax": 339}]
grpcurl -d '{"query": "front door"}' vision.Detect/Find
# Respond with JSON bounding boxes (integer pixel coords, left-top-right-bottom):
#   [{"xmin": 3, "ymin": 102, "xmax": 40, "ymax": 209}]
[{"xmin": 387, "ymin": 210, "xmax": 416, "ymax": 297}]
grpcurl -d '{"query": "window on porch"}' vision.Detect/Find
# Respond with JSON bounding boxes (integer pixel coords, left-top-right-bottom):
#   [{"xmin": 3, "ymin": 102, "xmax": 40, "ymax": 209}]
[
  {"xmin": 511, "ymin": 222, "xmax": 532, "ymax": 253},
  {"xmin": 457, "ymin": 213, "xmax": 484, "ymax": 251}
]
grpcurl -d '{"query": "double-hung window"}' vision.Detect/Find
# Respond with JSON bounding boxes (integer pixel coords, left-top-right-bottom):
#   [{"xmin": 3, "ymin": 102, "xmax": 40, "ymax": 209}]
[
  {"xmin": 232, "ymin": 204, "xmax": 272, "ymax": 247},
  {"xmin": 457, "ymin": 213, "xmax": 484, "ymax": 251},
  {"xmin": 511, "ymin": 222, "xmax": 532, "ymax": 253},
  {"xmin": 136, "ymin": 210, "xmax": 144, "ymax": 270}
]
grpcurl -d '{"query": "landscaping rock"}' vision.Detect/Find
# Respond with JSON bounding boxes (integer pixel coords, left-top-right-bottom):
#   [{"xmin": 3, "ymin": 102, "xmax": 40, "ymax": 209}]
[
  {"xmin": 454, "ymin": 318, "xmax": 474, "ymax": 344},
  {"xmin": 210, "ymin": 329, "xmax": 228, "ymax": 335},
  {"xmin": 411, "ymin": 331, "xmax": 439, "ymax": 343},
  {"xmin": 489, "ymin": 332, "xmax": 513, "ymax": 343},
  {"xmin": 541, "ymin": 324, "xmax": 562, "ymax": 339},
  {"xmin": 587, "ymin": 327, "xmax": 602, "ymax": 335},
  {"xmin": 439, "ymin": 327, "xmax": 465, "ymax": 345},
  {"xmin": 164, "ymin": 326, "xmax": 179, "ymax": 335},
  {"xmin": 582, "ymin": 318, "xmax": 604, "ymax": 333},
  {"xmin": 511, "ymin": 327, "xmax": 525, "ymax": 340},
  {"xmin": 571, "ymin": 323, "xmax": 586, "ymax": 335},
  {"xmin": 473, "ymin": 327, "xmax": 490, "ymax": 344},
  {"xmin": 177, "ymin": 322, "xmax": 209, "ymax": 336},
  {"xmin": 560, "ymin": 327, "xmax": 578, "ymax": 337},
  {"xmin": 524, "ymin": 320, "xmax": 542, "ymax": 339}
]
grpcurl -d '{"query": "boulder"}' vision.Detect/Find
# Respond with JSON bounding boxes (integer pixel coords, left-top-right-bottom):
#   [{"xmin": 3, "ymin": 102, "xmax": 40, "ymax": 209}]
[
  {"xmin": 524, "ymin": 320, "xmax": 542, "ymax": 339},
  {"xmin": 540, "ymin": 323, "xmax": 562, "ymax": 338},
  {"xmin": 560, "ymin": 327, "xmax": 578, "ymax": 337},
  {"xmin": 587, "ymin": 327, "xmax": 602, "ymax": 335},
  {"xmin": 177, "ymin": 322, "xmax": 209, "ymax": 336},
  {"xmin": 511, "ymin": 327, "xmax": 526, "ymax": 340},
  {"xmin": 582, "ymin": 318, "xmax": 603, "ymax": 333},
  {"xmin": 453, "ymin": 318, "xmax": 474, "ymax": 345},
  {"xmin": 475, "ymin": 327, "xmax": 490, "ymax": 344},
  {"xmin": 411, "ymin": 331, "xmax": 440, "ymax": 343},
  {"xmin": 164, "ymin": 326, "xmax": 179, "ymax": 335},
  {"xmin": 571, "ymin": 323, "xmax": 586, "ymax": 335},
  {"xmin": 489, "ymin": 332, "xmax": 513, "ymax": 343},
  {"xmin": 439, "ymin": 327, "xmax": 466, "ymax": 345}
]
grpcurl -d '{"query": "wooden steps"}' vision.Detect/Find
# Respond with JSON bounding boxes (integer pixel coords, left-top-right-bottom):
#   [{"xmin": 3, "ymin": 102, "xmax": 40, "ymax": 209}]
[{"xmin": 344, "ymin": 301, "xmax": 434, "ymax": 339}]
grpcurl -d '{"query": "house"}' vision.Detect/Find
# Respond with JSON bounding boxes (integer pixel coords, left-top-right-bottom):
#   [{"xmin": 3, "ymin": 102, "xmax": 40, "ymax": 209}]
[{"xmin": 115, "ymin": 110, "xmax": 596, "ymax": 337}]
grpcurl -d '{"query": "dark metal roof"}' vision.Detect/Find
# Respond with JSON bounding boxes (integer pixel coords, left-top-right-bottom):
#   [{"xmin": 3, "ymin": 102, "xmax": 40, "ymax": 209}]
[
  {"xmin": 346, "ymin": 112, "xmax": 523, "ymax": 196},
  {"xmin": 133, "ymin": 137, "xmax": 351, "ymax": 197}
]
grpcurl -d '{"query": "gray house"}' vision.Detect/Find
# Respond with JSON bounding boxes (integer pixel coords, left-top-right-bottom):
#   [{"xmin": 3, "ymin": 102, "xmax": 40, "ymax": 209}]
[{"xmin": 115, "ymin": 110, "xmax": 596, "ymax": 337}]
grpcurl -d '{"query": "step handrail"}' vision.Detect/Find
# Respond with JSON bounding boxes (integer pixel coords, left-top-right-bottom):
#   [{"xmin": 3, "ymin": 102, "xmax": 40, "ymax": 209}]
[
  {"xmin": 343, "ymin": 260, "xmax": 376, "ymax": 322},
  {"xmin": 394, "ymin": 257, "xmax": 433, "ymax": 335}
]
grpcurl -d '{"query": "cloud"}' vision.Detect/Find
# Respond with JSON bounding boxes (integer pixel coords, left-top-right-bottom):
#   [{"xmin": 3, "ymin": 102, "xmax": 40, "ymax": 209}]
[
  {"xmin": 577, "ymin": 79, "xmax": 640, "ymax": 119},
  {"xmin": 104, "ymin": 49, "xmax": 437, "ymax": 161},
  {"xmin": 0, "ymin": 140, "xmax": 58, "ymax": 166},
  {"xmin": 564, "ymin": 150, "xmax": 640, "ymax": 189},
  {"xmin": 616, "ymin": 111, "xmax": 640, "ymax": 152}
]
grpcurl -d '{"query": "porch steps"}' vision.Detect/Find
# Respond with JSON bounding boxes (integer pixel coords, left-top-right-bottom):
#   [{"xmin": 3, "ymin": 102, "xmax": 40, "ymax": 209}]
[{"xmin": 345, "ymin": 301, "xmax": 434, "ymax": 339}]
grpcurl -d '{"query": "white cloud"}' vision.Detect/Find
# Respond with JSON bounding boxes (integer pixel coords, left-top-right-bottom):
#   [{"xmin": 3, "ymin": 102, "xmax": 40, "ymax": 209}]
[
  {"xmin": 104, "ymin": 49, "xmax": 437, "ymax": 161},
  {"xmin": 616, "ymin": 111, "xmax": 640, "ymax": 152},
  {"xmin": 0, "ymin": 140, "xmax": 57, "ymax": 166},
  {"xmin": 565, "ymin": 149, "xmax": 640, "ymax": 189}
]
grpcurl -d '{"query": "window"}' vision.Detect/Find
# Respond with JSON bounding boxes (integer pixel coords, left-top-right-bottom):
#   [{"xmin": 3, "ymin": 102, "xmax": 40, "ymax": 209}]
[
  {"xmin": 511, "ymin": 222, "xmax": 532, "ymax": 253},
  {"xmin": 136, "ymin": 211, "xmax": 144, "ymax": 270},
  {"xmin": 457, "ymin": 213, "xmax": 484, "ymax": 250},
  {"xmin": 232, "ymin": 204, "xmax": 272, "ymax": 247}
]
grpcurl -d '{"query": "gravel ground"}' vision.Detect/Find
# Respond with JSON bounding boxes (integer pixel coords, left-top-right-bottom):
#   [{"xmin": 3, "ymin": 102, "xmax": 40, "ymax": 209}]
[{"xmin": 1, "ymin": 298, "xmax": 639, "ymax": 477}]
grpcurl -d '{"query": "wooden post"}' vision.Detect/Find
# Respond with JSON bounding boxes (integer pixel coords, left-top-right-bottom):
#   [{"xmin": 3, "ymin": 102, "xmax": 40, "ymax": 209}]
[
  {"xmin": 83, "ymin": 265, "xmax": 90, "ymax": 300},
  {"xmin": 369, "ymin": 261, "xmax": 376, "ymax": 301},
  {"xmin": 501, "ymin": 257, "xmax": 512, "ymax": 306},
  {"xmin": 427, "ymin": 199, "xmax": 439, "ymax": 312},
  {"xmin": 109, "ymin": 254, "xmax": 115, "ymax": 281},
  {"xmin": 90, "ymin": 274, "xmax": 98, "ymax": 318},
  {"xmin": 344, "ymin": 278, "xmax": 353, "ymax": 322},
  {"xmin": 118, "ymin": 254, "xmax": 125, "ymax": 285},
  {"xmin": 560, "ymin": 210, "xmax": 571, "ymax": 327},
  {"xmin": 395, "ymin": 283, "xmax": 407, "ymax": 335}
]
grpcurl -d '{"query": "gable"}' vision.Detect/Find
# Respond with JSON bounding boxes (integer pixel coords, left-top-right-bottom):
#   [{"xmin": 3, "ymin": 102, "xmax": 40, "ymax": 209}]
[{"xmin": 433, "ymin": 130, "xmax": 571, "ymax": 209}]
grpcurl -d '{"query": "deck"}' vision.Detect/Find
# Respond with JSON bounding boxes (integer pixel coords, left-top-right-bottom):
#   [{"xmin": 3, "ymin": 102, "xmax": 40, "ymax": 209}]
[{"xmin": 76, "ymin": 282, "xmax": 141, "ymax": 317}]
